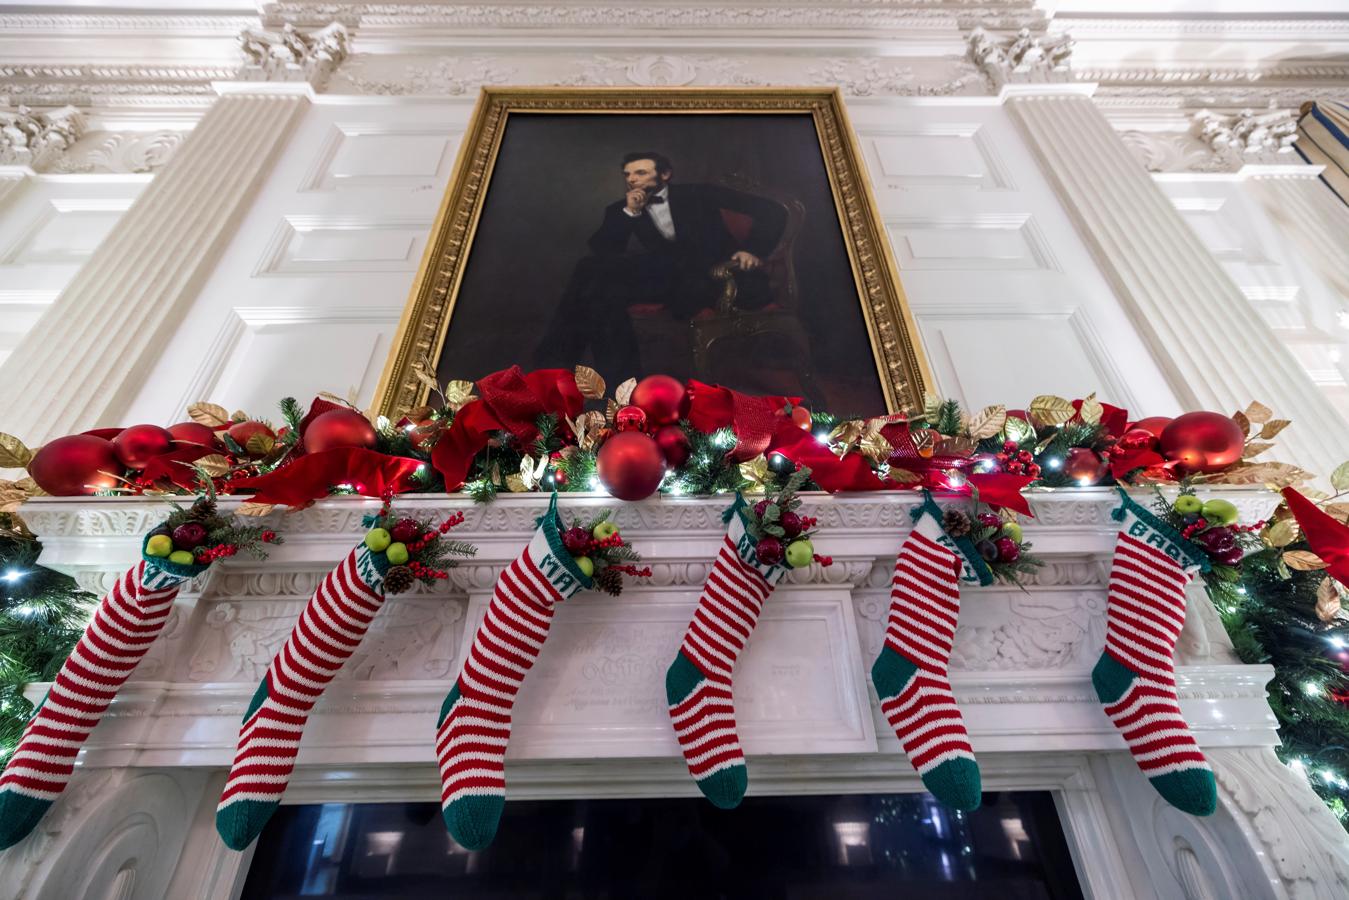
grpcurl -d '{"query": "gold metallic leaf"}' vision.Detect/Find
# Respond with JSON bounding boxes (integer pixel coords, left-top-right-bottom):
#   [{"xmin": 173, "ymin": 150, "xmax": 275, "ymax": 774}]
[
  {"xmin": 912, "ymin": 428, "xmax": 935, "ymax": 457},
  {"xmin": 0, "ymin": 484, "xmax": 27, "ymax": 513},
  {"xmin": 1078, "ymin": 393, "xmax": 1104, "ymax": 426},
  {"xmin": 1316, "ymin": 577, "xmax": 1343, "ymax": 623},
  {"xmin": 859, "ymin": 432, "xmax": 894, "ymax": 464},
  {"xmin": 967, "ymin": 405, "xmax": 1007, "ymax": 441},
  {"xmin": 888, "ymin": 468, "xmax": 922, "ymax": 484},
  {"xmin": 1259, "ymin": 419, "xmax": 1291, "ymax": 440},
  {"xmin": 574, "ymin": 365, "xmax": 606, "ymax": 400},
  {"xmin": 14, "ymin": 477, "xmax": 43, "ymax": 496},
  {"xmin": 0, "ymin": 433, "xmax": 32, "ymax": 469},
  {"xmin": 1242, "ymin": 442, "xmax": 1276, "ymax": 459},
  {"xmin": 1028, "ymin": 395, "xmax": 1075, "ymax": 427},
  {"xmin": 1323, "ymin": 503, "xmax": 1349, "ymax": 525},
  {"xmin": 577, "ymin": 411, "xmax": 606, "ymax": 451},
  {"xmin": 1002, "ymin": 415, "xmax": 1035, "ymax": 445},
  {"xmin": 188, "ymin": 402, "xmax": 231, "ymax": 428},
  {"xmin": 1264, "ymin": 518, "xmax": 1299, "ymax": 548},
  {"xmin": 614, "ymin": 378, "xmax": 637, "ymax": 406},
  {"xmin": 739, "ymin": 455, "xmax": 770, "ymax": 489},
  {"xmin": 246, "ymin": 433, "xmax": 275, "ymax": 456},
  {"xmin": 922, "ymin": 393, "xmax": 943, "ymax": 423},
  {"xmin": 318, "ymin": 391, "xmax": 357, "ymax": 409},
  {"xmin": 1219, "ymin": 461, "xmax": 1315, "ymax": 489},
  {"xmin": 193, "ymin": 454, "xmax": 231, "ymax": 478},
  {"xmin": 939, "ymin": 435, "xmax": 976, "ymax": 457},
  {"xmin": 1231, "ymin": 411, "xmax": 1251, "ymax": 437},
  {"xmin": 518, "ymin": 455, "xmax": 547, "ymax": 490},
  {"xmin": 443, "ymin": 380, "xmax": 477, "ymax": 411},
  {"xmin": 237, "ymin": 501, "xmax": 276, "ymax": 517},
  {"xmin": 1331, "ymin": 461, "xmax": 1349, "ymax": 492},
  {"xmin": 1244, "ymin": 401, "xmax": 1273, "ymax": 424},
  {"xmin": 412, "ymin": 365, "xmax": 441, "ymax": 393},
  {"xmin": 1283, "ymin": 550, "xmax": 1327, "ymax": 571},
  {"xmin": 505, "ymin": 474, "xmax": 528, "ymax": 493}
]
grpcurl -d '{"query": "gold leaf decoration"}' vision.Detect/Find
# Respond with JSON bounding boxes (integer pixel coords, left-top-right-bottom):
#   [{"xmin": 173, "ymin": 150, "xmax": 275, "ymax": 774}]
[
  {"xmin": 578, "ymin": 411, "xmax": 606, "ymax": 451},
  {"xmin": 939, "ymin": 435, "xmax": 976, "ymax": 457},
  {"xmin": 1231, "ymin": 411, "xmax": 1251, "ymax": 437},
  {"xmin": 605, "ymin": 398, "xmax": 618, "ymax": 425},
  {"xmin": 1219, "ymin": 461, "xmax": 1315, "ymax": 488},
  {"xmin": 14, "ymin": 477, "xmax": 43, "ymax": 497},
  {"xmin": 443, "ymin": 380, "xmax": 478, "ymax": 411},
  {"xmin": 193, "ymin": 454, "xmax": 232, "ymax": 478},
  {"xmin": 1028, "ymin": 395, "xmax": 1075, "ymax": 427},
  {"xmin": 0, "ymin": 482, "xmax": 28, "ymax": 513},
  {"xmin": 888, "ymin": 468, "xmax": 922, "ymax": 484},
  {"xmin": 1322, "ymin": 503, "xmax": 1349, "ymax": 525},
  {"xmin": 614, "ymin": 378, "xmax": 637, "ymax": 406},
  {"xmin": 237, "ymin": 501, "xmax": 276, "ymax": 517},
  {"xmin": 246, "ymin": 433, "xmax": 275, "ymax": 456},
  {"xmin": 574, "ymin": 365, "xmax": 606, "ymax": 400},
  {"xmin": 518, "ymin": 455, "xmax": 548, "ymax": 491},
  {"xmin": 1244, "ymin": 401, "xmax": 1273, "ymax": 424},
  {"xmin": 412, "ymin": 365, "xmax": 441, "ymax": 393},
  {"xmin": 188, "ymin": 402, "xmax": 231, "ymax": 428},
  {"xmin": 1241, "ymin": 441, "xmax": 1276, "ymax": 459},
  {"xmin": 0, "ymin": 433, "xmax": 33, "ymax": 469},
  {"xmin": 1264, "ymin": 518, "xmax": 1299, "ymax": 548},
  {"xmin": 912, "ymin": 428, "xmax": 936, "ymax": 457},
  {"xmin": 828, "ymin": 419, "xmax": 867, "ymax": 457},
  {"xmin": 318, "ymin": 391, "xmax": 357, "ymax": 409},
  {"xmin": 1316, "ymin": 577, "xmax": 1342, "ymax": 623},
  {"xmin": 1331, "ymin": 460, "xmax": 1349, "ymax": 492},
  {"xmin": 1283, "ymin": 550, "xmax": 1327, "ymax": 571},
  {"xmin": 922, "ymin": 393, "xmax": 943, "ymax": 423},
  {"xmin": 1259, "ymin": 419, "xmax": 1291, "ymax": 440},
  {"xmin": 1002, "ymin": 415, "xmax": 1036, "ymax": 445},
  {"xmin": 739, "ymin": 455, "xmax": 770, "ymax": 489},
  {"xmin": 859, "ymin": 431, "xmax": 894, "ymax": 465},
  {"xmin": 967, "ymin": 405, "xmax": 1007, "ymax": 441},
  {"xmin": 505, "ymin": 474, "xmax": 528, "ymax": 493},
  {"xmin": 1078, "ymin": 393, "xmax": 1104, "ymax": 426}
]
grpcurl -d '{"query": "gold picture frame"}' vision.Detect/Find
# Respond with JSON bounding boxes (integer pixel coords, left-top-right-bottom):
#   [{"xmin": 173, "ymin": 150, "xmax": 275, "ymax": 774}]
[{"xmin": 374, "ymin": 86, "xmax": 929, "ymax": 418}]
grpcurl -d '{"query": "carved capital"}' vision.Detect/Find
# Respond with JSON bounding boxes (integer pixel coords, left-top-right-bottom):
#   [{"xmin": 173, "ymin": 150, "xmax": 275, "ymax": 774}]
[
  {"xmin": 0, "ymin": 104, "xmax": 86, "ymax": 170},
  {"xmin": 967, "ymin": 25, "xmax": 1072, "ymax": 89},
  {"xmin": 237, "ymin": 21, "xmax": 350, "ymax": 88},
  {"xmin": 1192, "ymin": 107, "xmax": 1300, "ymax": 165}
]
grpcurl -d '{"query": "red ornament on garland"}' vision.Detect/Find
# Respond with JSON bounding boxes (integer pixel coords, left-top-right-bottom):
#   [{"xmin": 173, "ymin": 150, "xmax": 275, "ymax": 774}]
[
  {"xmin": 112, "ymin": 424, "xmax": 174, "ymax": 470},
  {"xmin": 631, "ymin": 374, "xmax": 688, "ymax": 426},
  {"xmin": 227, "ymin": 420, "xmax": 276, "ymax": 456},
  {"xmin": 615, "ymin": 405, "xmax": 648, "ymax": 433},
  {"xmin": 1159, "ymin": 411, "xmax": 1245, "ymax": 473},
  {"xmin": 596, "ymin": 431, "xmax": 666, "ymax": 501},
  {"xmin": 1130, "ymin": 416, "xmax": 1173, "ymax": 438},
  {"xmin": 167, "ymin": 421, "xmax": 218, "ymax": 447},
  {"xmin": 1118, "ymin": 428, "xmax": 1158, "ymax": 451},
  {"xmin": 654, "ymin": 424, "xmax": 692, "ymax": 469},
  {"xmin": 790, "ymin": 406, "xmax": 812, "ymax": 430},
  {"xmin": 28, "ymin": 434, "xmax": 122, "ymax": 496},
  {"xmin": 1063, "ymin": 447, "xmax": 1109, "ymax": 485},
  {"xmin": 303, "ymin": 409, "xmax": 377, "ymax": 454}
]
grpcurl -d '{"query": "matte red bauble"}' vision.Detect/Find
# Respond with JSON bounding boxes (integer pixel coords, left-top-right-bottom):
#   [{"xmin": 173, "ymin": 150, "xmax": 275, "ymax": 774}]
[
  {"xmin": 112, "ymin": 424, "xmax": 174, "ymax": 469},
  {"xmin": 1131, "ymin": 416, "xmax": 1173, "ymax": 438},
  {"xmin": 654, "ymin": 424, "xmax": 692, "ymax": 469},
  {"xmin": 1063, "ymin": 447, "xmax": 1109, "ymax": 485},
  {"xmin": 227, "ymin": 420, "xmax": 276, "ymax": 455},
  {"xmin": 303, "ymin": 409, "xmax": 377, "ymax": 454},
  {"xmin": 631, "ymin": 374, "xmax": 688, "ymax": 426},
  {"xmin": 1159, "ymin": 412, "xmax": 1245, "ymax": 473},
  {"xmin": 167, "ymin": 421, "xmax": 218, "ymax": 447},
  {"xmin": 596, "ymin": 431, "xmax": 666, "ymax": 501},
  {"xmin": 28, "ymin": 434, "xmax": 122, "ymax": 496},
  {"xmin": 615, "ymin": 405, "xmax": 648, "ymax": 433}
]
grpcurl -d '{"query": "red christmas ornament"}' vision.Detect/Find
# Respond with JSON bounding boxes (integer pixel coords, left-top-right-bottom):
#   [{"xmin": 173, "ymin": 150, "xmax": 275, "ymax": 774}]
[
  {"xmin": 1118, "ymin": 428, "xmax": 1158, "ymax": 451},
  {"xmin": 167, "ymin": 421, "xmax": 218, "ymax": 447},
  {"xmin": 596, "ymin": 431, "xmax": 666, "ymax": 501},
  {"xmin": 28, "ymin": 434, "xmax": 122, "ymax": 496},
  {"xmin": 171, "ymin": 522, "xmax": 208, "ymax": 550},
  {"xmin": 790, "ymin": 406, "xmax": 812, "ymax": 430},
  {"xmin": 552, "ymin": 467, "xmax": 568, "ymax": 487},
  {"xmin": 631, "ymin": 374, "xmax": 688, "ymax": 426},
  {"xmin": 1063, "ymin": 447, "xmax": 1109, "ymax": 485},
  {"xmin": 227, "ymin": 421, "xmax": 276, "ymax": 456},
  {"xmin": 1159, "ymin": 412, "xmax": 1245, "ymax": 473},
  {"xmin": 1130, "ymin": 416, "xmax": 1173, "ymax": 438},
  {"xmin": 755, "ymin": 536, "xmax": 784, "ymax": 566},
  {"xmin": 654, "ymin": 424, "xmax": 692, "ymax": 469},
  {"xmin": 615, "ymin": 405, "xmax": 648, "ymax": 433},
  {"xmin": 304, "ymin": 409, "xmax": 378, "ymax": 454},
  {"xmin": 112, "ymin": 424, "xmax": 174, "ymax": 470}
]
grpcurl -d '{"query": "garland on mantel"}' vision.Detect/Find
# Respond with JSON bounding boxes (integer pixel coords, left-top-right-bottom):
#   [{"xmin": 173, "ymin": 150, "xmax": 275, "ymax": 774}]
[{"xmin": 1, "ymin": 363, "xmax": 1348, "ymax": 827}]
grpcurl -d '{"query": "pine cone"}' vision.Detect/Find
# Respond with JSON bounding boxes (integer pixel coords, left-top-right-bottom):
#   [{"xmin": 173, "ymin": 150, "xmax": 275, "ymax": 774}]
[
  {"xmin": 190, "ymin": 496, "xmax": 218, "ymax": 520},
  {"xmin": 383, "ymin": 565, "xmax": 415, "ymax": 595},
  {"xmin": 593, "ymin": 566, "xmax": 623, "ymax": 597},
  {"xmin": 942, "ymin": 509, "xmax": 972, "ymax": 538}
]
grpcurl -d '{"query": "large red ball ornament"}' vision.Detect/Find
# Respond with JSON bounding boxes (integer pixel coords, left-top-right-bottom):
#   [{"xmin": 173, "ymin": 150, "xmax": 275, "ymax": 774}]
[
  {"xmin": 303, "ymin": 409, "xmax": 377, "ymax": 454},
  {"xmin": 631, "ymin": 375, "xmax": 688, "ymax": 426},
  {"xmin": 654, "ymin": 424, "xmax": 692, "ymax": 469},
  {"xmin": 1130, "ymin": 416, "xmax": 1173, "ymax": 438},
  {"xmin": 1118, "ymin": 428, "xmax": 1158, "ymax": 451},
  {"xmin": 1063, "ymin": 447, "xmax": 1109, "ymax": 485},
  {"xmin": 112, "ymin": 424, "xmax": 174, "ymax": 470},
  {"xmin": 596, "ymin": 431, "xmax": 666, "ymax": 501},
  {"xmin": 615, "ymin": 405, "xmax": 648, "ymax": 433},
  {"xmin": 1159, "ymin": 411, "xmax": 1245, "ymax": 473},
  {"xmin": 28, "ymin": 434, "xmax": 122, "ymax": 496},
  {"xmin": 167, "ymin": 421, "xmax": 218, "ymax": 447},
  {"xmin": 227, "ymin": 420, "xmax": 276, "ymax": 456}
]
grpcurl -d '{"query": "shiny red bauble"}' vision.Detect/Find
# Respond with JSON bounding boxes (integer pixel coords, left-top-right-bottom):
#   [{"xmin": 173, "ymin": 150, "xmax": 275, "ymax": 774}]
[
  {"xmin": 1063, "ymin": 447, "xmax": 1109, "ymax": 485},
  {"xmin": 227, "ymin": 420, "xmax": 276, "ymax": 455},
  {"xmin": 596, "ymin": 431, "xmax": 666, "ymax": 501},
  {"xmin": 1130, "ymin": 416, "xmax": 1173, "ymax": 438},
  {"xmin": 167, "ymin": 421, "xmax": 218, "ymax": 447},
  {"xmin": 1118, "ymin": 428, "xmax": 1158, "ymax": 451},
  {"xmin": 303, "ymin": 409, "xmax": 377, "ymax": 454},
  {"xmin": 28, "ymin": 434, "xmax": 123, "ymax": 496},
  {"xmin": 631, "ymin": 374, "xmax": 688, "ymax": 426},
  {"xmin": 1159, "ymin": 411, "xmax": 1245, "ymax": 473},
  {"xmin": 615, "ymin": 405, "xmax": 648, "ymax": 433},
  {"xmin": 112, "ymin": 424, "xmax": 174, "ymax": 470},
  {"xmin": 790, "ymin": 406, "xmax": 812, "ymax": 430},
  {"xmin": 654, "ymin": 424, "xmax": 692, "ymax": 469}
]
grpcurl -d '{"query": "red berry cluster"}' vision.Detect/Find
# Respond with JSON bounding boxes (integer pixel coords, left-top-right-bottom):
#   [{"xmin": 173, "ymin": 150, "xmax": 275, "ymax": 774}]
[
  {"xmin": 261, "ymin": 530, "xmax": 278, "ymax": 543},
  {"xmin": 812, "ymin": 553, "xmax": 834, "ymax": 567},
  {"xmin": 609, "ymin": 564, "xmax": 653, "ymax": 578},
  {"xmin": 590, "ymin": 532, "xmax": 624, "ymax": 552},
  {"xmin": 407, "ymin": 561, "xmax": 449, "ymax": 580},
  {"xmin": 1181, "ymin": 517, "xmax": 1209, "ymax": 540},
  {"xmin": 997, "ymin": 441, "xmax": 1042, "ymax": 478},
  {"xmin": 195, "ymin": 543, "xmax": 238, "ymax": 562}
]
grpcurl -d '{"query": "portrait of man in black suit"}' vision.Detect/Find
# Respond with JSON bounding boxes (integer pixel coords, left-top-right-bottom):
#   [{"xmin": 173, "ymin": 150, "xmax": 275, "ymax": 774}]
[{"xmin": 535, "ymin": 151, "xmax": 788, "ymax": 384}]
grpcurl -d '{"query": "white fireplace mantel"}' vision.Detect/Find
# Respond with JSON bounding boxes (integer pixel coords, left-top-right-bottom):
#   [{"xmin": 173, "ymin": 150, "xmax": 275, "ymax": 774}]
[{"xmin": 4, "ymin": 487, "xmax": 1349, "ymax": 900}]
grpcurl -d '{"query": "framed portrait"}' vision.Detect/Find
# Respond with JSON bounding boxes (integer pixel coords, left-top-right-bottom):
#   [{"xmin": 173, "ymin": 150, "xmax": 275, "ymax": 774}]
[{"xmin": 375, "ymin": 87, "xmax": 929, "ymax": 418}]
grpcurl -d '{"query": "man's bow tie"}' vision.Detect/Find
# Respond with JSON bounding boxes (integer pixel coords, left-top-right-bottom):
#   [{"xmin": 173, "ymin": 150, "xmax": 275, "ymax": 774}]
[{"xmin": 646, "ymin": 195, "xmax": 666, "ymax": 205}]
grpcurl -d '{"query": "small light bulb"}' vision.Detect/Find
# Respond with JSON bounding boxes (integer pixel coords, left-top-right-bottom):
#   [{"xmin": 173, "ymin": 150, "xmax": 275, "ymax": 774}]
[
  {"xmin": 1, "ymin": 570, "xmax": 25, "ymax": 583},
  {"xmin": 1330, "ymin": 635, "xmax": 1347, "ymax": 650},
  {"xmin": 1046, "ymin": 457, "xmax": 1062, "ymax": 470},
  {"xmin": 589, "ymin": 476, "xmax": 601, "ymax": 490},
  {"xmin": 1303, "ymin": 681, "xmax": 1322, "ymax": 697},
  {"xmin": 814, "ymin": 431, "xmax": 830, "ymax": 445}
]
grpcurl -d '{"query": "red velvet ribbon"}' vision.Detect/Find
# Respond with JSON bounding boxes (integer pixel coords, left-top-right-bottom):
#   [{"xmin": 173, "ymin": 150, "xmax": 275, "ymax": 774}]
[
  {"xmin": 230, "ymin": 447, "xmax": 424, "ymax": 507},
  {"xmin": 766, "ymin": 419, "xmax": 886, "ymax": 492},
  {"xmin": 1071, "ymin": 399, "xmax": 1130, "ymax": 437},
  {"xmin": 432, "ymin": 366, "xmax": 583, "ymax": 491},
  {"xmin": 685, "ymin": 380, "xmax": 798, "ymax": 463},
  {"xmin": 1283, "ymin": 487, "xmax": 1349, "ymax": 589},
  {"xmin": 139, "ymin": 443, "xmax": 219, "ymax": 490}
]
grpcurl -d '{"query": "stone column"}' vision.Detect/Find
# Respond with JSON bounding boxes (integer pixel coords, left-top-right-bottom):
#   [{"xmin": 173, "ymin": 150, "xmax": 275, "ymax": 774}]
[
  {"xmin": 1249, "ymin": 167, "xmax": 1349, "ymax": 313},
  {"xmin": 0, "ymin": 87, "xmax": 308, "ymax": 444},
  {"xmin": 1006, "ymin": 87, "xmax": 1349, "ymax": 479}
]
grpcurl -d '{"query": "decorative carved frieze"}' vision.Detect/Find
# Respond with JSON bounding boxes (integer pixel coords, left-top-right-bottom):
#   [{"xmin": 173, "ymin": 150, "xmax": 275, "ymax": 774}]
[
  {"xmin": 967, "ymin": 25, "xmax": 1073, "ymax": 89},
  {"xmin": 0, "ymin": 105, "xmax": 85, "ymax": 169},
  {"xmin": 1192, "ymin": 107, "xmax": 1299, "ymax": 160},
  {"xmin": 48, "ymin": 129, "xmax": 186, "ymax": 174},
  {"xmin": 237, "ymin": 21, "xmax": 349, "ymax": 87},
  {"xmin": 1117, "ymin": 129, "xmax": 1231, "ymax": 174}
]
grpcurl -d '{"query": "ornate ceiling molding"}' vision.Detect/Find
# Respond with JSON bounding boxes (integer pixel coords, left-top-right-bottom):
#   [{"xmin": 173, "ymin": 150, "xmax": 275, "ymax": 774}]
[
  {"xmin": 0, "ymin": 104, "xmax": 85, "ymax": 168},
  {"xmin": 0, "ymin": 64, "xmax": 231, "ymax": 107},
  {"xmin": 967, "ymin": 25, "xmax": 1072, "ymax": 88},
  {"xmin": 238, "ymin": 21, "xmax": 350, "ymax": 88}
]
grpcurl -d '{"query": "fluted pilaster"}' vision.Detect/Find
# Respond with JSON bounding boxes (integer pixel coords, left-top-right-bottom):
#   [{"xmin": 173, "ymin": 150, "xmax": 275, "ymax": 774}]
[
  {"xmin": 1250, "ymin": 169, "xmax": 1349, "ymax": 311},
  {"xmin": 0, "ymin": 91, "xmax": 307, "ymax": 444},
  {"xmin": 1007, "ymin": 90, "xmax": 1349, "ymax": 479}
]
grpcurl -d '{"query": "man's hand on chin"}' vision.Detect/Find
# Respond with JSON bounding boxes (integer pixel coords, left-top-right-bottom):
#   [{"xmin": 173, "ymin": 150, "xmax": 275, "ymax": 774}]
[
  {"xmin": 625, "ymin": 189, "xmax": 648, "ymax": 214},
  {"xmin": 730, "ymin": 251, "xmax": 762, "ymax": 271}
]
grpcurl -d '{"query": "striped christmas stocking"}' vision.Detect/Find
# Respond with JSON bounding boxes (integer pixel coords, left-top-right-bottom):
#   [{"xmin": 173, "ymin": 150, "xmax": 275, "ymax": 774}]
[
  {"xmin": 436, "ymin": 495, "xmax": 590, "ymax": 851},
  {"xmin": 871, "ymin": 495, "xmax": 991, "ymax": 812},
  {"xmin": 216, "ymin": 544, "xmax": 388, "ymax": 850},
  {"xmin": 666, "ymin": 496, "xmax": 786, "ymax": 810},
  {"xmin": 0, "ymin": 558, "xmax": 189, "ymax": 850},
  {"xmin": 1093, "ymin": 491, "xmax": 1216, "ymax": 816}
]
